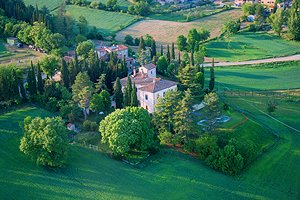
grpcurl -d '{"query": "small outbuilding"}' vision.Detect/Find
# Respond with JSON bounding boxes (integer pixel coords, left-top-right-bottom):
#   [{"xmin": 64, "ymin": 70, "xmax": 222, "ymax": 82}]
[{"xmin": 7, "ymin": 37, "xmax": 18, "ymax": 46}]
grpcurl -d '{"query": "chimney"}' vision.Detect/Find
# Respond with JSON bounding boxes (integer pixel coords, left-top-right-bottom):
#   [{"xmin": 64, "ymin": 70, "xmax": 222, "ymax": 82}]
[{"xmin": 133, "ymin": 67, "xmax": 136, "ymax": 77}]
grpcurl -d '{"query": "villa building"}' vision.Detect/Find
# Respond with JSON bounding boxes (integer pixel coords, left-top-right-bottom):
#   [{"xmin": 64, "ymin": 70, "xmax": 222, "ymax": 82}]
[{"xmin": 120, "ymin": 64, "xmax": 178, "ymax": 113}]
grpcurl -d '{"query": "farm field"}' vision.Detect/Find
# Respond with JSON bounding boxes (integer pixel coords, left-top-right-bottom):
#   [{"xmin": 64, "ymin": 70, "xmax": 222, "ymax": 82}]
[
  {"xmin": 205, "ymin": 61, "xmax": 300, "ymax": 91},
  {"xmin": 66, "ymin": 5, "xmax": 141, "ymax": 36},
  {"xmin": 23, "ymin": 0, "xmax": 63, "ymax": 11},
  {"xmin": 206, "ymin": 32, "xmax": 300, "ymax": 62},
  {"xmin": 0, "ymin": 101, "xmax": 299, "ymax": 199},
  {"xmin": 116, "ymin": 9, "xmax": 243, "ymax": 45},
  {"xmin": 0, "ymin": 44, "xmax": 44, "ymax": 67}
]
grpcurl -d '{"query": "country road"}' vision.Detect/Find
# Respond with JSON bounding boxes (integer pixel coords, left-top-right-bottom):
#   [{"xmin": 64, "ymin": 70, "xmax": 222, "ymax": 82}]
[{"xmin": 203, "ymin": 54, "xmax": 300, "ymax": 67}]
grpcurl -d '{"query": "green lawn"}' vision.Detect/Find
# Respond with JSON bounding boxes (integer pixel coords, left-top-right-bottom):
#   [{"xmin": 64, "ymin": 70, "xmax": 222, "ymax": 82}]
[
  {"xmin": 66, "ymin": 5, "xmax": 141, "ymax": 36},
  {"xmin": 205, "ymin": 61, "xmax": 300, "ymax": 91},
  {"xmin": 149, "ymin": 6, "xmax": 227, "ymax": 22},
  {"xmin": 1, "ymin": 105, "xmax": 299, "ymax": 199},
  {"xmin": 206, "ymin": 32, "xmax": 300, "ymax": 62},
  {"xmin": 23, "ymin": 0, "xmax": 64, "ymax": 11},
  {"xmin": 0, "ymin": 41, "xmax": 11, "ymax": 58}
]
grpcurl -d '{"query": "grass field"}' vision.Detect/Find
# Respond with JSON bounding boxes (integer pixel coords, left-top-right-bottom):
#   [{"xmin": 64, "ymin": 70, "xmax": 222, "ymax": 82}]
[
  {"xmin": 116, "ymin": 9, "xmax": 243, "ymax": 45},
  {"xmin": 24, "ymin": 0, "xmax": 63, "ymax": 11},
  {"xmin": 206, "ymin": 32, "xmax": 300, "ymax": 62},
  {"xmin": 0, "ymin": 101, "xmax": 299, "ymax": 199},
  {"xmin": 205, "ymin": 61, "xmax": 300, "ymax": 91},
  {"xmin": 66, "ymin": 5, "xmax": 141, "ymax": 36},
  {"xmin": 148, "ymin": 5, "xmax": 226, "ymax": 22}
]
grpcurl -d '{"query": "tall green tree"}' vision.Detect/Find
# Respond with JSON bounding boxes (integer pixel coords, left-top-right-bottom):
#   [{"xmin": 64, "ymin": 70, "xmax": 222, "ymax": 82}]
[
  {"xmin": 36, "ymin": 62, "xmax": 44, "ymax": 94},
  {"xmin": 268, "ymin": 8, "xmax": 284, "ymax": 36},
  {"xmin": 157, "ymin": 56, "xmax": 168, "ymax": 74},
  {"xmin": 160, "ymin": 44, "xmax": 163, "ymax": 56},
  {"xmin": 123, "ymin": 76, "xmax": 133, "ymax": 107},
  {"xmin": 27, "ymin": 62, "xmax": 37, "ymax": 96},
  {"xmin": 174, "ymin": 89, "xmax": 193, "ymax": 141},
  {"xmin": 68, "ymin": 59, "xmax": 77, "ymax": 86},
  {"xmin": 166, "ymin": 44, "xmax": 171, "ymax": 63},
  {"xmin": 131, "ymin": 83, "xmax": 138, "ymax": 107},
  {"xmin": 288, "ymin": 0, "xmax": 300, "ymax": 41},
  {"xmin": 20, "ymin": 116, "xmax": 68, "ymax": 168},
  {"xmin": 138, "ymin": 36, "xmax": 146, "ymax": 52},
  {"xmin": 177, "ymin": 35, "xmax": 187, "ymax": 51},
  {"xmin": 114, "ymin": 77, "xmax": 123, "ymax": 109},
  {"xmin": 151, "ymin": 39, "xmax": 157, "ymax": 59},
  {"xmin": 61, "ymin": 59, "xmax": 70, "ymax": 89},
  {"xmin": 90, "ymin": 90, "xmax": 111, "ymax": 115},
  {"xmin": 100, "ymin": 107, "xmax": 155, "ymax": 155},
  {"xmin": 72, "ymin": 72, "xmax": 94, "ymax": 120},
  {"xmin": 95, "ymin": 74, "xmax": 108, "ymax": 93},
  {"xmin": 209, "ymin": 58, "xmax": 215, "ymax": 91},
  {"xmin": 171, "ymin": 42, "xmax": 175, "ymax": 60}
]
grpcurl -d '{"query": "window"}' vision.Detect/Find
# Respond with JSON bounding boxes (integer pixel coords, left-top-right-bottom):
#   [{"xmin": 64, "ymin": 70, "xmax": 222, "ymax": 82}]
[
  {"xmin": 146, "ymin": 105, "xmax": 148, "ymax": 110},
  {"xmin": 145, "ymin": 95, "xmax": 148, "ymax": 100}
]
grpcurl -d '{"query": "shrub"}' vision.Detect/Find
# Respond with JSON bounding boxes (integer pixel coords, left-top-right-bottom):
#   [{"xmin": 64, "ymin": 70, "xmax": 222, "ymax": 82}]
[
  {"xmin": 195, "ymin": 135, "xmax": 219, "ymax": 160},
  {"xmin": 82, "ymin": 120, "xmax": 98, "ymax": 132},
  {"xmin": 183, "ymin": 139, "xmax": 196, "ymax": 152},
  {"xmin": 158, "ymin": 130, "xmax": 173, "ymax": 145}
]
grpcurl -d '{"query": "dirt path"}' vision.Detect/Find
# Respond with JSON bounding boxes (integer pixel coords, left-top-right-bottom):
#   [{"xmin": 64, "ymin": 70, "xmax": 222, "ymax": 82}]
[{"xmin": 203, "ymin": 54, "xmax": 300, "ymax": 67}]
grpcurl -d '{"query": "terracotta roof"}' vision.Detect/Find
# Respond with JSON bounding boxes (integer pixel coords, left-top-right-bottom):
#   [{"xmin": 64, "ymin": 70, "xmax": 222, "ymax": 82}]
[
  {"xmin": 116, "ymin": 45, "xmax": 128, "ymax": 51},
  {"xmin": 142, "ymin": 63, "xmax": 156, "ymax": 70},
  {"xmin": 139, "ymin": 79, "xmax": 177, "ymax": 93}
]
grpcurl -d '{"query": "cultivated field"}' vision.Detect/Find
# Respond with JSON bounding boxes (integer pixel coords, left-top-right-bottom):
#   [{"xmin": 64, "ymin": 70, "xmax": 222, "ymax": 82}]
[
  {"xmin": 209, "ymin": 61, "xmax": 300, "ymax": 91},
  {"xmin": 0, "ymin": 43, "xmax": 44, "ymax": 67},
  {"xmin": 66, "ymin": 5, "xmax": 141, "ymax": 36},
  {"xmin": 116, "ymin": 9, "xmax": 243, "ymax": 45},
  {"xmin": 206, "ymin": 32, "xmax": 300, "ymax": 62},
  {"xmin": 1, "ymin": 100, "xmax": 299, "ymax": 199},
  {"xmin": 23, "ymin": 0, "xmax": 63, "ymax": 11}
]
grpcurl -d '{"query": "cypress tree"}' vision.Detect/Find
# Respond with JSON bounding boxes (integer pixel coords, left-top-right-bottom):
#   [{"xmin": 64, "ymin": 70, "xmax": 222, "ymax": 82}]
[
  {"xmin": 114, "ymin": 77, "xmax": 123, "ymax": 109},
  {"xmin": 166, "ymin": 45, "xmax": 171, "ymax": 64},
  {"xmin": 191, "ymin": 50, "xmax": 194, "ymax": 66},
  {"xmin": 160, "ymin": 45, "xmax": 163, "ymax": 56},
  {"xmin": 36, "ymin": 62, "xmax": 44, "ymax": 94},
  {"xmin": 69, "ymin": 59, "xmax": 77, "ymax": 86},
  {"xmin": 123, "ymin": 76, "xmax": 132, "ymax": 107},
  {"xmin": 138, "ymin": 36, "xmax": 146, "ymax": 52},
  {"xmin": 171, "ymin": 42, "xmax": 175, "ymax": 60},
  {"xmin": 151, "ymin": 39, "xmax": 157, "ymax": 59},
  {"xmin": 178, "ymin": 51, "xmax": 181, "ymax": 64},
  {"xmin": 131, "ymin": 83, "xmax": 138, "ymax": 107},
  {"xmin": 27, "ymin": 61, "xmax": 37, "ymax": 96},
  {"xmin": 61, "ymin": 59, "xmax": 70, "ymax": 89},
  {"xmin": 288, "ymin": 0, "xmax": 300, "ymax": 41},
  {"xmin": 201, "ymin": 64, "xmax": 205, "ymax": 89},
  {"xmin": 209, "ymin": 58, "xmax": 215, "ymax": 91}
]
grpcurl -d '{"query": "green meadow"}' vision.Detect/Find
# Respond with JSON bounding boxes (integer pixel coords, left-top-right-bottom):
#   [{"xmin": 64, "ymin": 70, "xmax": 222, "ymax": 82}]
[{"xmin": 206, "ymin": 32, "xmax": 300, "ymax": 62}]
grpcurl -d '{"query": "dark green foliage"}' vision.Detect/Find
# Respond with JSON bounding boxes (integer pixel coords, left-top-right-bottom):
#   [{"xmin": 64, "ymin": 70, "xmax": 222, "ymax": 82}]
[
  {"xmin": 0, "ymin": 66, "xmax": 21, "ymax": 103},
  {"xmin": 151, "ymin": 39, "xmax": 157, "ymax": 59},
  {"xmin": 131, "ymin": 83, "xmax": 138, "ymax": 107},
  {"xmin": 100, "ymin": 107, "xmax": 155, "ymax": 155},
  {"xmin": 82, "ymin": 120, "xmax": 99, "ymax": 132},
  {"xmin": 157, "ymin": 56, "xmax": 168, "ymax": 74},
  {"xmin": 36, "ymin": 63, "xmax": 44, "ymax": 94},
  {"xmin": 27, "ymin": 62, "xmax": 37, "ymax": 96},
  {"xmin": 114, "ymin": 77, "xmax": 123, "ymax": 109},
  {"xmin": 171, "ymin": 42, "xmax": 175, "ymax": 60},
  {"xmin": 288, "ymin": 0, "xmax": 300, "ymax": 41},
  {"xmin": 138, "ymin": 36, "xmax": 145, "ymax": 52},
  {"xmin": 166, "ymin": 44, "xmax": 171, "ymax": 63},
  {"xmin": 61, "ymin": 59, "xmax": 70, "ymax": 89},
  {"xmin": 160, "ymin": 44, "xmax": 163, "ymax": 56},
  {"xmin": 20, "ymin": 116, "xmax": 68, "ymax": 168},
  {"xmin": 125, "ymin": 35, "xmax": 134, "ymax": 45},
  {"xmin": 123, "ymin": 76, "xmax": 132, "ymax": 107}
]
